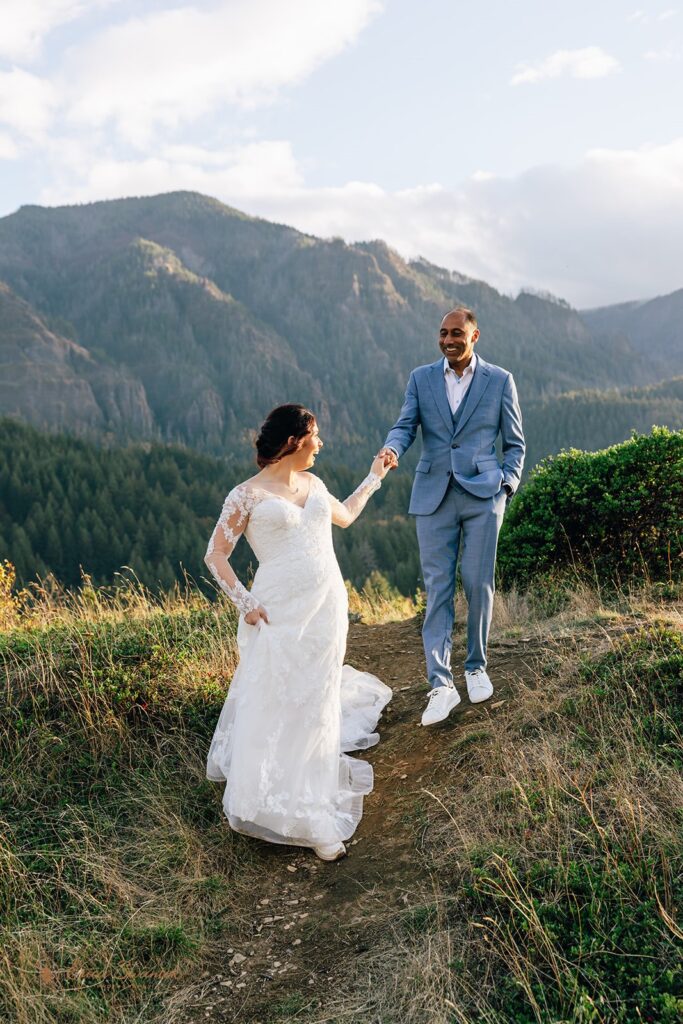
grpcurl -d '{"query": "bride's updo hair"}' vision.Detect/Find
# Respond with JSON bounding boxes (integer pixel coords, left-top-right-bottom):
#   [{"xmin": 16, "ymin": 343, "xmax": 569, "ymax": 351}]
[{"xmin": 255, "ymin": 404, "xmax": 316, "ymax": 468}]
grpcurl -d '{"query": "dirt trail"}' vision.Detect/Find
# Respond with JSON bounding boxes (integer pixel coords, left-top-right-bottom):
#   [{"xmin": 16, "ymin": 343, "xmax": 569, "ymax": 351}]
[{"xmin": 163, "ymin": 618, "xmax": 563, "ymax": 1023}]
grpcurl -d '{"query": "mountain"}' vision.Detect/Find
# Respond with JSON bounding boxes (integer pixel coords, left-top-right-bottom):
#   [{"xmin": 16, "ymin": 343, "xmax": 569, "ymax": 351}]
[
  {"xmin": 0, "ymin": 281, "xmax": 153, "ymax": 438},
  {"xmin": 0, "ymin": 191, "xmax": 665, "ymax": 459},
  {"xmin": 582, "ymin": 288, "xmax": 683, "ymax": 370}
]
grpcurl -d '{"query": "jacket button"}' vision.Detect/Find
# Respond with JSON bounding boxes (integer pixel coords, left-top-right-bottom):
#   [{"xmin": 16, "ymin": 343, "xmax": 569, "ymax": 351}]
[{"xmin": 451, "ymin": 443, "xmax": 459, "ymax": 449}]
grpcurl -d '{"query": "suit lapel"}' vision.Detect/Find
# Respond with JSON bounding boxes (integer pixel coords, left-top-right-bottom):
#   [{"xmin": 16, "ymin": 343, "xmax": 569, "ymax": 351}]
[
  {"xmin": 428, "ymin": 360, "xmax": 454, "ymax": 432},
  {"xmin": 453, "ymin": 357, "xmax": 491, "ymax": 436}
]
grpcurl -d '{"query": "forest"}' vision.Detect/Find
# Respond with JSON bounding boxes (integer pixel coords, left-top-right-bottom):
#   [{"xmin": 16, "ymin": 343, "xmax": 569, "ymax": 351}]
[{"xmin": 0, "ymin": 419, "xmax": 421, "ymax": 595}]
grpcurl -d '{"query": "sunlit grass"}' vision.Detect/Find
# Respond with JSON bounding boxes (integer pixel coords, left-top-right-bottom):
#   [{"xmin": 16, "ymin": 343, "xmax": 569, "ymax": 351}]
[
  {"xmin": 322, "ymin": 619, "xmax": 683, "ymax": 1024},
  {"xmin": 0, "ymin": 568, "xmax": 252, "ymax": 1023},
  {"xmin": 1, "ymin": 566, "xmax": 681, "ymax": 1023}
]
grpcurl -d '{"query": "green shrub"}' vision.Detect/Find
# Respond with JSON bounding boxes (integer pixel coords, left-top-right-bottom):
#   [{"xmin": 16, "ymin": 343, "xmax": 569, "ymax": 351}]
[
  {"xmin": 498, "ymin": 427, "xmax": 683, "ymax": 589},
  {"xmin": 466, "ymin": 849, "xmax": 683, "ymax": 1023}
]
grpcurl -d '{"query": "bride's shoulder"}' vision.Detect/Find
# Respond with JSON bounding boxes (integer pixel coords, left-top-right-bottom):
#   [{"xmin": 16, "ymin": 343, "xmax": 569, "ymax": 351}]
[
  {"xmin": 305, "ymin": 473, "xmax": 328, "ymax": 493},
  {"xmin": 220, "ymin": 479, "xmax": 261, "ymax": 515}
]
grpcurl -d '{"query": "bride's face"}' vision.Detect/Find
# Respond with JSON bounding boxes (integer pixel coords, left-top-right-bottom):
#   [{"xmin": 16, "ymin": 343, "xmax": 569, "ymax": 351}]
[{"xmin": 296, "ymin": 422, "xmax": 323, "ymax": 469}]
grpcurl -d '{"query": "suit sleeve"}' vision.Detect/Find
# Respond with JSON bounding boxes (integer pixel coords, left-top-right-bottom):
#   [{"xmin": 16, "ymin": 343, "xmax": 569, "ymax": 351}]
[
  {"xmin": 383, "ymin": 371, "xmax": 420, "ymax": 459},
  {"xmin": 500, "ymin": 373, "xmax": 525, "ymax": 494}
]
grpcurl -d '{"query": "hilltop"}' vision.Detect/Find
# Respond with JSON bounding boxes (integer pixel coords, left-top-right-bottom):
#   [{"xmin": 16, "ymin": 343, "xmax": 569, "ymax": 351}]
[{"xmin": 1, "ymin": 576, "xmax": 680, "ymax": 1024}]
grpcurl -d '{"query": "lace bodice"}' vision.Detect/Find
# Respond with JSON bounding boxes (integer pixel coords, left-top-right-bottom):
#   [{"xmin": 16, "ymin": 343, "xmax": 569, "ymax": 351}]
[{"xmin": 205, "ymin": 471, "xmax": 382, "ymax": 615}]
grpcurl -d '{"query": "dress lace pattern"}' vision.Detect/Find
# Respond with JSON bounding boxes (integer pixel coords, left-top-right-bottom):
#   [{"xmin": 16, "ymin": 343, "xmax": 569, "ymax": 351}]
[{"xmin": 204, "ymin": 471, "xmax": 391, "ymax": 848}]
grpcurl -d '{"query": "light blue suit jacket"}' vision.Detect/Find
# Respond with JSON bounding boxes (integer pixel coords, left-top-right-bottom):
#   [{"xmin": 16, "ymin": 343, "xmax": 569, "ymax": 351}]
[{"xmin": 384, "ymin": 356, "xmax": 525, "ymax": 515}]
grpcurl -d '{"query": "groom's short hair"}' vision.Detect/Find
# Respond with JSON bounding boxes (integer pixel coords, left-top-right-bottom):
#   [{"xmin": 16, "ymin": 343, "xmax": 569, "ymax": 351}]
[{"xmin": 444, "ymin": 306, "xmax": 477, "ymax": 327}]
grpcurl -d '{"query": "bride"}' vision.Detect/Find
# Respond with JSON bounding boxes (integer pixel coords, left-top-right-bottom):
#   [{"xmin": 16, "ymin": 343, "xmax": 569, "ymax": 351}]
[{"xmin": 204, "ymin": 404, "xmax": 392, "ymax": 861}]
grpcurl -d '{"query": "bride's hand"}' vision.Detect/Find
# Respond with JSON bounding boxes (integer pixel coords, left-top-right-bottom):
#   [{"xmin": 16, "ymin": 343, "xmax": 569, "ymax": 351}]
[
  {"xmin": 245, "ymin": 605, "xmax": 269, "ymax": 626},
  {"xmin": 371, "ymin": 454, "xmax": 390, "ymax": 479}
]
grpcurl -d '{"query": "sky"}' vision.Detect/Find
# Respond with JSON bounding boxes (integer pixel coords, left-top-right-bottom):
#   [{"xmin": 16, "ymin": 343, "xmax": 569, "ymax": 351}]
[{"xmin": 0, "ymin": 0, "xmax": 682, "ymax": 307}]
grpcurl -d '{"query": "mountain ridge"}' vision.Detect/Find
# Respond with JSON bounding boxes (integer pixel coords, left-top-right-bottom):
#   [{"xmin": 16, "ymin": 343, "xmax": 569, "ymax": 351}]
[{"xmin": 0, "ymin": 190, "xmax": 680, "ymax": 459}]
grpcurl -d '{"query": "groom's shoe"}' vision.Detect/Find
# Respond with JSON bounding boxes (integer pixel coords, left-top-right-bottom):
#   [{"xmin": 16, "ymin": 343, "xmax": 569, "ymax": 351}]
[
  {"xmin": 465, "ymin": 668, "xmax": 494, "ymax": 704},
  {"xmin": 421, "ymin": 685, "xmax": 461, "ymax": 726}
]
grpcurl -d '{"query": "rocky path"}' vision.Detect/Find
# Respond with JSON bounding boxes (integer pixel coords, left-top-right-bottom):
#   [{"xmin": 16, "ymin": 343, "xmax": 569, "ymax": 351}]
[{"xmin": 161, "ymin": 617, "xmax": 553, "ymax": 1024}]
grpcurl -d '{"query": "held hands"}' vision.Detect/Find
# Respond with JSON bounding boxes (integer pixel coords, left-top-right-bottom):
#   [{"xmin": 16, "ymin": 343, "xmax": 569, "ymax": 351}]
[
  {"xmin": 373, "ymin": 448, "xmax": 398, "ymax": 476},
  {"xmin": 244, "ymin": 605, "xmax": 269, "ymax": 626},
  {"xmin": 371, "ymin": 453, "xmax": 392, "ymax": 479}
]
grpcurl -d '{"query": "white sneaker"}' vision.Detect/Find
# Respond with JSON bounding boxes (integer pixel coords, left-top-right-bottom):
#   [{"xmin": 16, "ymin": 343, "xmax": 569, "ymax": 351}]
[
  {"xmin": 465, "ymin": 668, "xmax": 493, "ymax": 704},
  {"xmin": 314, "ymin": 842, "xmax": 346, "ymax": 862},
  {"xmin": 421, "ymin": 685, "xmax": 461, "ymax": 726}
]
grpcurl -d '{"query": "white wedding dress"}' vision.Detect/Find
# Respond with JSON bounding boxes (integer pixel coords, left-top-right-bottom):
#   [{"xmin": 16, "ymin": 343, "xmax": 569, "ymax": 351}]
[{"xmin": 204, "ymin": 471, "xmax": 392, "ymax": 849}]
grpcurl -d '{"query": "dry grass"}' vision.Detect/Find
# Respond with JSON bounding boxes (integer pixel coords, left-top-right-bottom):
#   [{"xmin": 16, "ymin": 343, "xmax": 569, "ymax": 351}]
[
  {"xmin": 317, "ymin": 613, "xmax": 683, "ymax": 1024},
  {"xmin": 489, "ymin": 576, "xmax": 683, "ymax": 638},
  {"xmin": 1, "ymin": 570, "xmax": 681, "ymax": 1024},
  {"xmin": 0, "ymin": 571, "xmax": 257, "ymax": 1023},
  {"xmin": 347, "ymin": 573, "xmax": 419, "ymax": 625}
]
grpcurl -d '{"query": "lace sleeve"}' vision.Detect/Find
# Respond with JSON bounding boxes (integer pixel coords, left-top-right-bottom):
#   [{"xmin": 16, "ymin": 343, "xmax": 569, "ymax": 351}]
[
  {"xmin": 204, "ymin": 486, "xmax": 261, "ymax": 616},
  {"xmin": 326, "ymin": 472, "xmax": 382, "ymax": 528}
]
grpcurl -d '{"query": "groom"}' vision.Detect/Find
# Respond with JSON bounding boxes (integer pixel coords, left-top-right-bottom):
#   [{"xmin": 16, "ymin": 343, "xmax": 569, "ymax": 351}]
[{"xmin": 380, "ymin": 307, "xmax": 525, "ymax": 726}]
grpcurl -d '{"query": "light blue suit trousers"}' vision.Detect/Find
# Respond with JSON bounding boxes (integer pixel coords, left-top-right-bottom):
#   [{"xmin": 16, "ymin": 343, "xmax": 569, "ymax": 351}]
[{"xmin": 417, "ymin": 478, "xmax": 506, "ymax": 682}]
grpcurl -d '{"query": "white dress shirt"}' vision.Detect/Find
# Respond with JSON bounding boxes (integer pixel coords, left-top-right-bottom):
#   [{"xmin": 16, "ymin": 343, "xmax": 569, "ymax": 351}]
[
  {"xmin": 444, "ymin": 352, "xmax": 477, "ymax": 415},
  {"xmin": 384, "ymin": 352, "xmax": 479, "ymax": 462}
]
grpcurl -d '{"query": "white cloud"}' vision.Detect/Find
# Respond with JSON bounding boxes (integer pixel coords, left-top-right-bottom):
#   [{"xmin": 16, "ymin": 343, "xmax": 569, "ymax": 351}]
[
  {"xmin": 511, "ymin": 46, "xmax": 620, "ymax": 85},
  {"xmin": 35, "ymin": 135, "xmax": 683, "ymax": 308},
  {"xmin": 39, "ymin": 140, "xmax": 304, "ymax": 203},
  {"xmin": 628, "ymin": 7, "xmax": 677, "ymax": 24},
  {"xmin": 644, "ymin": 46, "xmax": 681, "ymax": 60},
  {"xmin": 63, "ymin": 0, "xmax": 382, "ymax": 145},
  {"xmin": 0, "ymin": 68, "xmax": 57, "ymax": 138},
  {"xmin": 0, "ymin": 0, "xmax": 97, "ymax": 62}
]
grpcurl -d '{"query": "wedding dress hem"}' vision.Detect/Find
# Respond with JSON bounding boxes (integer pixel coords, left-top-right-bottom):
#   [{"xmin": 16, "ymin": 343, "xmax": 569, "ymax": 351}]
[{"xmin": 207, "ymin": 664, "xmax": 391, "ymax": 848}]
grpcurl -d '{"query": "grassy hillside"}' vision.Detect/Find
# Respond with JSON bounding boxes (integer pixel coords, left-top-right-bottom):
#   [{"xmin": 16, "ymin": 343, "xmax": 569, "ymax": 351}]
[{"xmin": 0, "ymin": 571, "xmax": 680, "ymax": 1023}]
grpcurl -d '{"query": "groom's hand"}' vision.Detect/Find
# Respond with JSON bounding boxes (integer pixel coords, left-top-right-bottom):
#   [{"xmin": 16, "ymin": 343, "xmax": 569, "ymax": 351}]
[{"xmin": 377, "ymin": 447, "xmax": 398, "ymax": 470}]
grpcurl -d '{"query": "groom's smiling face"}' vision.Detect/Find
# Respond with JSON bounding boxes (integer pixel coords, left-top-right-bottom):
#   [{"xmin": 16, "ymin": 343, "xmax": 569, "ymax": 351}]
[{"xmin": 438, "ymin": 310, "xmax": 480, "ymax": 367}]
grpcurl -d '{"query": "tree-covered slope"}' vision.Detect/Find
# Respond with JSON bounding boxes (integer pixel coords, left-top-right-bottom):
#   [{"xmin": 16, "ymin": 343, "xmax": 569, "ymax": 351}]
[
  {"xmin": 0, "ymin": 191, "xmax": 658, "ymax": 456},
  {"xmin": 0, "ymin": 281, "xmax": 153, "ymax": 437},
  {"xmin": 582, "ymin": 286, "xmax": 683, "ymax": 365},
  {"xmin": 523, "ymin": 377, "xmax": 683, "ymax": 469},
  {"xmin": 0, "ymin": 419, "xmax": 420, "ymax": 595}
]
